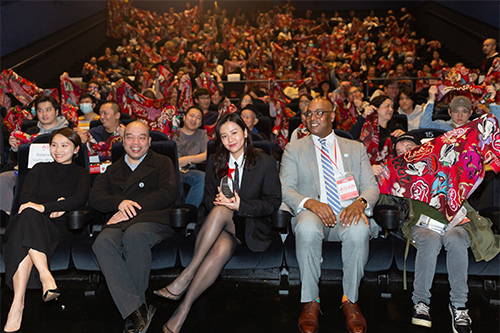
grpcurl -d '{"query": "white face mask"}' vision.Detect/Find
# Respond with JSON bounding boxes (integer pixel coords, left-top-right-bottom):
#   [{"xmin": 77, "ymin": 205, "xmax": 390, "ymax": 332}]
[{"xmin": 79, "ymin": 103, "xmax": 93, "ymax": 114}]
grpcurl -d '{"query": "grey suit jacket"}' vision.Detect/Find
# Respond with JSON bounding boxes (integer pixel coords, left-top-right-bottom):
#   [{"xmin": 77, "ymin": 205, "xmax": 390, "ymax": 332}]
[{"xmin": 280, "ymin": 134, "xmax": 379, "ymax": 219}]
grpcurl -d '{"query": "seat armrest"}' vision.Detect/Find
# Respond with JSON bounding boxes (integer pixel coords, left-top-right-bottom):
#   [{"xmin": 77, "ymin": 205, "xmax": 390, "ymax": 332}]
[
  {"xmin": 170, "ymin": 204, "xmax": 198, "ymax": 229},
  {"xmin": 272, "ymin": 209, "xmax": 292, "ymax": 229},
  {"xmin": 373, "ymin": 205, "xmax": 400, "ymax": 231},
  {"xmin": 66, "ymin": 210, "xmax": 91, "ymax": 230}
]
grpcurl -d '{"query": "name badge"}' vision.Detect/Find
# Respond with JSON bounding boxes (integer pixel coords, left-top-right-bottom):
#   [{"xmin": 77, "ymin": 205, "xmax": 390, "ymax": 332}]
[{"xmin": 336, "ymin": 172, "xmax": 359, "ymax": 201}]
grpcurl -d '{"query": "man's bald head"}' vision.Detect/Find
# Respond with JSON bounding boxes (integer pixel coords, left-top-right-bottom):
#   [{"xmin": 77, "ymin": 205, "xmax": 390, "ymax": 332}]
[
  {"xmin": 124, "ymin": 121, "xmax": 150, "ymax": 138},
  {"xmin": 123, "ymin": 121, "xmax": 151, "ymax": 164},
  {"xmin": 483, "ymin": 38, "xmax": 497, "ymax": 57}
]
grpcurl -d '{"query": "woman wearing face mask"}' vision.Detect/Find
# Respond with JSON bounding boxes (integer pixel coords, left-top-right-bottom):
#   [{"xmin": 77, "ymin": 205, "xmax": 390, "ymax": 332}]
[
  {"xmin": 3, "ymin": 128, "xmax": 90, "ymax": 333},
  {"xmin": 77, "ymin": 93, "xmax": 99, "ymax": 131},
  {"xmin": 156, "ymin": 113, "xmax": 281, "ymax": 333}
]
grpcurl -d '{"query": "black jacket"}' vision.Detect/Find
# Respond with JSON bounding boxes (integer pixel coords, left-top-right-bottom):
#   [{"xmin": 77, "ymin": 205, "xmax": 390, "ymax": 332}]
[
  {"xmin": 204, "ymin": 151, "xmax": 281, "ymax": 252},
  {"xmin": 90, "ymin": 150, "xmax": 177, "ymax": 230}
]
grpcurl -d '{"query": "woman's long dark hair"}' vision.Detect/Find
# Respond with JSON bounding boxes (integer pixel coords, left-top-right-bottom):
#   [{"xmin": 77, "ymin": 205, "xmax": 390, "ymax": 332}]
[{"xmin": 213, "ymin": 112, "xmax": 258, "ymax": 179}]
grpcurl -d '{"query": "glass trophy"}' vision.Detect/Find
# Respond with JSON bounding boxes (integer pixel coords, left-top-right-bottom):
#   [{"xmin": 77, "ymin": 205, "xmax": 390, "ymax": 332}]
[{"xmin": 220, "ymin": 175, "xmax": 235, "ymax": 198}]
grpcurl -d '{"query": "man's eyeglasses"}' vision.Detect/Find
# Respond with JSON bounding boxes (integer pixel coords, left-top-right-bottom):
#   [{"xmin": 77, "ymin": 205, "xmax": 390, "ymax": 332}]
[{"xmin": 304, "ymin": 110, "xmax": 333, "ymax": 119}]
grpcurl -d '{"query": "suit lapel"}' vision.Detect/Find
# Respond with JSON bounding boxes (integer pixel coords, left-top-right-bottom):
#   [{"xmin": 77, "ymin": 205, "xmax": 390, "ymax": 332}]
[
  {"xmin": 337, "ymin": 137, "xmax": 353, "ymax": 173},
  {"xmin": 306, "ymin": 137, "xmax": 321, "ymax": 193},
  {"xmin": 240, "ymin": 160, "xmax": 254, "ymax": 197}
]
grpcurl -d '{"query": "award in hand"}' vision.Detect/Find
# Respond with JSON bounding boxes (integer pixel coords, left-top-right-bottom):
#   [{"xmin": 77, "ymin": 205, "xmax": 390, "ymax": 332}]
[{"xmin": 220, "ymin": 175, "xmax": 235, "ymax": 198}]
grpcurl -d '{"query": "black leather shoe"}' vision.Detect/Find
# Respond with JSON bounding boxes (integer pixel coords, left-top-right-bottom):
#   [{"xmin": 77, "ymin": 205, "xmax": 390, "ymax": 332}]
[{"xmin": 123, "ymin": 304, "xmax": 156, "ymax": 333}]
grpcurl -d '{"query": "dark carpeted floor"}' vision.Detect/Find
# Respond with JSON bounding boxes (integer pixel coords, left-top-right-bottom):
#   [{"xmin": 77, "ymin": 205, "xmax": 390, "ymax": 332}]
[{"xmin": 1, "ymin": 270, "xmax": 499, "ymax": 333}]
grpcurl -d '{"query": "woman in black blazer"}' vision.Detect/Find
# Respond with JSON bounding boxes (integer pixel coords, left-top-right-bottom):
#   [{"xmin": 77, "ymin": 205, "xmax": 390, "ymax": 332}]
[{"xmin": 157, "ymin": 113, "xmax": 281, "ymax": 333}]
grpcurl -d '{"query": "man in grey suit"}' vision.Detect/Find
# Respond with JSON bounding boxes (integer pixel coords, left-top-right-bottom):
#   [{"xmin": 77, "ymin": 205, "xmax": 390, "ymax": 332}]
[{"xmin": 280, "ymin": 98, "xmax": 380, "ymax": 333}]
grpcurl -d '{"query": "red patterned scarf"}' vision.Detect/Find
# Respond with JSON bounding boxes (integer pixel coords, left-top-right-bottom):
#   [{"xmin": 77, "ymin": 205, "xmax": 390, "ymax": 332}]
[
  {"xmin": 60, "ymin": 73, "xmax": 83, "ymax": 107},
  {"xmin": 1, "ymin": 69, "xmax": 59, "ymax": 107},
  {"xmin": 378, "ymin": 114, "xmax": 500, "ymax": 222},
  {"xmin": 359, "ymin": 113, "xmax": 393, "ymax": 165},
  {"xmin": 195, "ymin": 72, "xmax": 218, "ymax": 95},
  {"xmin": 3, "ymin": 106, "xmax": 33, "ymax": 132},
  {"xmin": 107, "ymin": 80, "xmax": 179, "ymax": 137}
]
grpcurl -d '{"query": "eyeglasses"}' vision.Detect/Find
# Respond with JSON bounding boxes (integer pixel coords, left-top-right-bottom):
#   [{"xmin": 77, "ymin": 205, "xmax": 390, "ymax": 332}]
[{"xmin": 304, "ymin": 110, "xmax": 333, "ymax": 119}]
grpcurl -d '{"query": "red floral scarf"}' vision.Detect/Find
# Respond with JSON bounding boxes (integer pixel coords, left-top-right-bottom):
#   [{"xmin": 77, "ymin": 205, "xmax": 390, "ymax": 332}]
[
  {"xmin": 378, "ymin": 114, "xmax": 500, "ymax": 222},
  {"xmin": 359, "ymin": 113, "xmax": 393, "ymax": 165}
]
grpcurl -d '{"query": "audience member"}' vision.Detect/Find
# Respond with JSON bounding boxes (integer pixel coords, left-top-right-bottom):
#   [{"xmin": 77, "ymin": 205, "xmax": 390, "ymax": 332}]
[
  {"xmin": 281, "ymin": 98, "xmax": 379, "ymax": 333},
  {"xmin": 77, "ymin": 93, "xmax": 99, "ymax": 131},
  {"xmin": 481, "ymin": 38, "xmax": 499, "ymax": 73},
  {"xmin": 3, "ymin": 128, "xmax": 90, "ymax": 332},
  {"xmin": 380, "ymin": 132, "xmax": 500, "ymax": 333},
  {"xmin": 91, "ymin": 121, "xmax": 177, "ymax": 333},
  {"xmin": 193, "ymin": 88, "xmax": 218, "ymax": 126},
  {"xmin": 370, "ymin": 79, "xmax": 400, "ymax": 102},
  {"xmin": 290, "ymin": 93, "xmax": 312, "ymax": 142},
  {"xmin": 173, "ymin": 106, "xmax": 209, "ymax": 208},
  {"xmin": 156, "ymin": 113, "xmax": 281, "ymax": 333},
  {"xmin": 397, "ymin": 88, "xmax": 423, "ymax": 130},
  {"xmin": 240, "ymin": 104, "xmax": 269, "ymax": 141},
  {"xmin": 350, "ymin": 95, "xmax": 406, "ymax": 176},
  {"xmin": 83, "ymin": 101, "xmax": 125, "ymax": 158},
  {"xmin": 0, "ymin": 95, "xmax": 70, "ymax": 215}
]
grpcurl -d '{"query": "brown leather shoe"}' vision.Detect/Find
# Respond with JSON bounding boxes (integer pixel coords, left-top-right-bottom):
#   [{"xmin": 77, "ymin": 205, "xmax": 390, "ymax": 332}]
[
  {"xmin": 298, "ymin": 301, "xmax": 321, "ymax": 333},
  {"xmin": 341, "ymin": 300, "xmax": 367, "ymax": 333}
]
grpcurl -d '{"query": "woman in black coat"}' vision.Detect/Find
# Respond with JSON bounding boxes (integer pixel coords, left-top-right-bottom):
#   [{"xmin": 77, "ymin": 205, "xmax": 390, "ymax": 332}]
[
  {"xmin": 156, "ymin": 113, "xmax": 281, "ymax": 333},
  {"xmin": 3, "ymin": 128, "xmax": 90, "ymax": 332}
]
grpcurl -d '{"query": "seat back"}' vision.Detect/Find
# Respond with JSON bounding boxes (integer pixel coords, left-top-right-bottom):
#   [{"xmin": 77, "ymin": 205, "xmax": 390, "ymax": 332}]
[
  {"xmin": 111, "ymin": 140, "xmax": 183, "ymax": 205},
  {"xmin": 334, "ymin": 129, "xmax": 354, "ymax": 140},
  {"xmin": 149, "ymin": 130, "xmax": 169, "ymax": 141},
  {"xmin": 392, "ymin": 114, "xmax": 408, "ymax": 132},
  {"xmin": 288, "ymin": 117, "xmax": 302, "ymax": 141},
  {"xmin": 254, "ymin": 116, "xmax": 272, "ymax": 139},
  {"xmin": 409, "ymin": 128, "xmax": 448, "ymax": 140},
  {"xmin": 21, "ymin": 119, "xmax": 39, "ymax": 132}
]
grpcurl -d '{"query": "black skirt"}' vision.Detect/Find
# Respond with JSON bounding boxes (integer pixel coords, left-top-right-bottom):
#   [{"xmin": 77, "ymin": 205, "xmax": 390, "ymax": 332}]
[{"xmin": 3, "ymin": 209, "xmax": 72, "ymax": 289}]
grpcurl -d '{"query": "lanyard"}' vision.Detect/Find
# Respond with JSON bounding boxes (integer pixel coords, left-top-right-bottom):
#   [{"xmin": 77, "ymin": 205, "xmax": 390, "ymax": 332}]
[{"xmin": 313, "ymin": 140, "xmax": 338, "ymax": 169}]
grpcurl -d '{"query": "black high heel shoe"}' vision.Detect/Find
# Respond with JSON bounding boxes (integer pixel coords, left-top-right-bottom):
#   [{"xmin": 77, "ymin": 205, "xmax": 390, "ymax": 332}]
[
  {"xmin": 153, "ymin": 286, "xmax": 188, "ymax": 301},
  {"xmin": 42, "ymin": 288, "xmax": 60, "ymax": 302}
]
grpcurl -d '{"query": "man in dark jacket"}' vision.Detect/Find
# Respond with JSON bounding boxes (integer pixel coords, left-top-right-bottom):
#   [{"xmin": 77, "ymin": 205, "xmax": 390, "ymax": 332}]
[{"xmin": 90, "ymin": 121, "xmax": 176, "ymax": 333}]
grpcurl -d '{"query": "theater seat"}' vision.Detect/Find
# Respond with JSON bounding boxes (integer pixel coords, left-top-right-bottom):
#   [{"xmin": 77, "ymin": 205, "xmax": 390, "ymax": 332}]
[
  {"xmin": 71, "ymin": 140, "xmax": 197, "ymax": 295},
  {"xmin": 394, "ymin": 238, "xmax": 500, "ymax": 276},
  {"xmin": 0, "ymin": 139, "xmax": 91, "ymax": 275},
  {"xmin": 179, "ymin": 232, "xmax": 284, "ymax": 271},
  {"xmin": 284, "ymin": 234, "xmax": 394, "ymax": 278},
  {"xmin": 178, "ymin": 139, "xmax": 284, "ymax": 282}
]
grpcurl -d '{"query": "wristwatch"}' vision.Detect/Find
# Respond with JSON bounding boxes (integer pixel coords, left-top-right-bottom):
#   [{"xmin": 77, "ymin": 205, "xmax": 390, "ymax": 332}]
[{"xmin": 357, "ymin": 197, "xmax": 368, "ymax": 209}]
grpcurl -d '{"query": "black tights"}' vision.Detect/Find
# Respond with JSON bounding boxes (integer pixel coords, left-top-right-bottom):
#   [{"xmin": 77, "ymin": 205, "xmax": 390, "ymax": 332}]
[{"xmin": 164, "ymin": 206, "xmax": 237, "ymax": 332}]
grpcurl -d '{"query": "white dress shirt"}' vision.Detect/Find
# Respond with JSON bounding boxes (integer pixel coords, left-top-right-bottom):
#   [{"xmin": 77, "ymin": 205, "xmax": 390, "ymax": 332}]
[{"xmin": 228, "ymin": 153, "xmax": 245, "ymax": 190}]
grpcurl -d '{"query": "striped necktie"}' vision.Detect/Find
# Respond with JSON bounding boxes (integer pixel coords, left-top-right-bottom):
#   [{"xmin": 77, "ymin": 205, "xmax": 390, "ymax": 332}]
[{"xmin": 319, "ymin": 138, "xmax": 342, "ymax": 214}]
